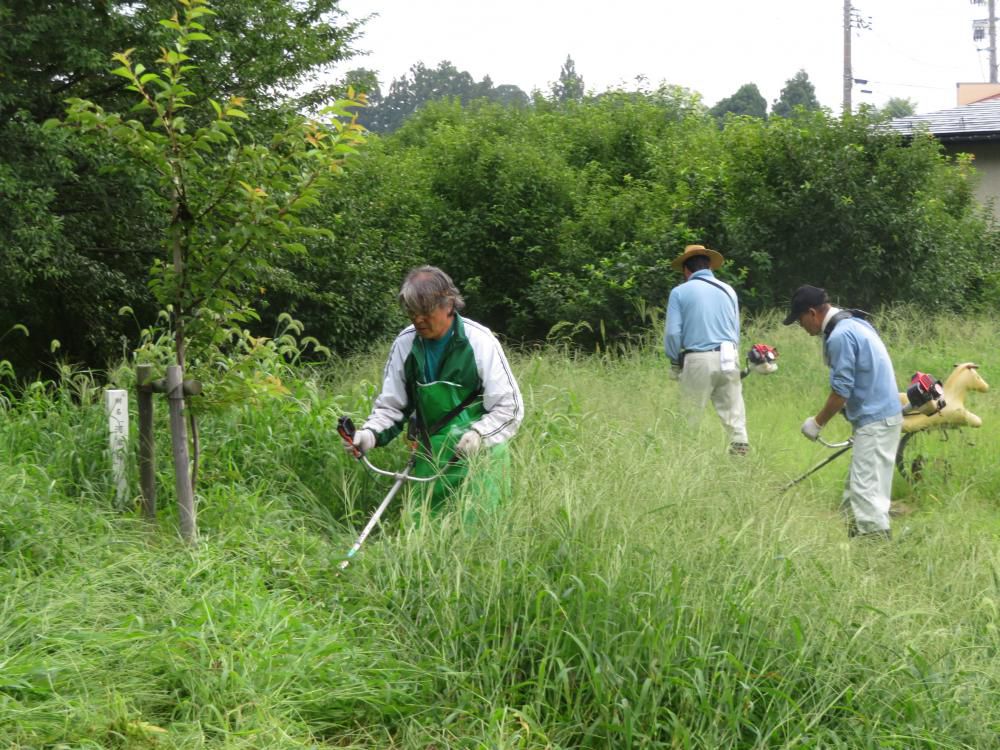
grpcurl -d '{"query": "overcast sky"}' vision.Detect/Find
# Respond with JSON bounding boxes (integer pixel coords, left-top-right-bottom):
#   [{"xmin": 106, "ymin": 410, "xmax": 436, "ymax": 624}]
[{"xmin": 333, "ymin": 0, "xmax": 993, "ymax": 115}]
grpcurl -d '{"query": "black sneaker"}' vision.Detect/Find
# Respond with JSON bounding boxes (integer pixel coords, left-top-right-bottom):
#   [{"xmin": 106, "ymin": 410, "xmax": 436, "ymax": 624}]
[
  {"xmin": 853, "ymin": 529, "xmax": 892, "ymax": 543},
  {"xmin": 729, "ymin": 442, "xmax": 750, "ymax": 457}
]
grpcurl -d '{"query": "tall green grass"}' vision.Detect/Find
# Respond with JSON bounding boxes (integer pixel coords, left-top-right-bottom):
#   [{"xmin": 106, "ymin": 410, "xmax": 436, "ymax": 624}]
[{"xmin": 1, "ymin": 311, "xmax": 998, "ymax": 748}]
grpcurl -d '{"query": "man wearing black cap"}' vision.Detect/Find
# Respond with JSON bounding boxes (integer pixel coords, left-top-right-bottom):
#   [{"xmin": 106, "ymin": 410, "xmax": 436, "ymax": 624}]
[{"xmin": 783, "ymin": 285, "xmax": 902, "ymax": 540}]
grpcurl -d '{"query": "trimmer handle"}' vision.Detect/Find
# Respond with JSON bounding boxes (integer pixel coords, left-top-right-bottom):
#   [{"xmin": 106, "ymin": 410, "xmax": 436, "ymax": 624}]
[
  {"xmin": 337, "ymin": 416, "xmax": 361, "ymax": 459},
  {"xmin": 818, "ymin": 436, "xmax": 853, "ymax": 449}
]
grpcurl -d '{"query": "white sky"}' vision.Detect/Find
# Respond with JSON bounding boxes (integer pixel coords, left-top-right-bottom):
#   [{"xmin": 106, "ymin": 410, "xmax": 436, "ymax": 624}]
[{"xmin": 333, "ymin": 0, "xmax": 995, "ymax": 114}]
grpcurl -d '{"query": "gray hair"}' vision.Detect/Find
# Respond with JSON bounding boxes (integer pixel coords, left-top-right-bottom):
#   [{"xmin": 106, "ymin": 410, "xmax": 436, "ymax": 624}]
[{"xmin": 398, "ymin": 266, "xmax": 466, "ymax": 316}]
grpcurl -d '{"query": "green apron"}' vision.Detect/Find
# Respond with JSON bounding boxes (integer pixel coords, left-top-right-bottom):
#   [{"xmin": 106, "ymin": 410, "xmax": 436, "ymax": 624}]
[
  {"xmin": 370, "ymin": 316, "xmax": 512, "ymax": 523},
  {"xmin": 410, "ymin": 374, "xmax": 509, "ymax": 522}
]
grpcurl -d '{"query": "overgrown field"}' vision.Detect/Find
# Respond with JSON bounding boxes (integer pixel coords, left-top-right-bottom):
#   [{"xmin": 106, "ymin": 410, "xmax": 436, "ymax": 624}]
[{"xmin": 2, "ymin": 311, "xmax": 999, "ymax": 748}]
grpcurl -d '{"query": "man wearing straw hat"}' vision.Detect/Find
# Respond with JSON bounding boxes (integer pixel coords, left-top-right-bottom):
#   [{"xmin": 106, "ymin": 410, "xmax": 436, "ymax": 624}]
[{"xmin": 663, "ymin": 244, "xmax": 749, "ymax": 455}]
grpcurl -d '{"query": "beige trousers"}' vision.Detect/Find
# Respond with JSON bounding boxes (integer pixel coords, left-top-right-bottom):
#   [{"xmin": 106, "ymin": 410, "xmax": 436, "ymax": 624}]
[
  {"xmin": 841, "ymin": 414, "xmax": 903, "ymax": 534},
  {"xmin": 679, "ymin": 350, "xmax": 749, "ymax": 445}
]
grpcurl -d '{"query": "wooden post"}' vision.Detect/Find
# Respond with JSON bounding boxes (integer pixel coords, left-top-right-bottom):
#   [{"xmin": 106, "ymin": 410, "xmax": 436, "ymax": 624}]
[
  {"xmin": 136, "ymin": 364, "xmax": 156, "ymax": 520},
  {"xmin": 104, "ymin": 388, "xmax": 129, "ymax": 509},
  {"xmin": 166, "ymin": 365, "xmax": 197, "ymax": 542}
]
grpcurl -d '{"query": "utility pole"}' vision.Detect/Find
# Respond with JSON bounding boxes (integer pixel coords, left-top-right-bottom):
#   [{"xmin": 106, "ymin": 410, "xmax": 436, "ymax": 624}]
[
  {"xmin": 843, "ymin": 2, "xmax": 872, "ymax": 113},
  {"xmin": 972, "ymin": 0, "xmax": 998, "ymax": 83},
  {"xmin": 843, "ymin": 0, "xmax": 852, "ymax": 113}
]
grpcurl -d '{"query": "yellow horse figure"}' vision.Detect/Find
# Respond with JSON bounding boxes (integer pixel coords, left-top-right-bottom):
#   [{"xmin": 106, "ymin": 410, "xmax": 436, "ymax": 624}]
[{"xmin": 896, "ymin": 363, "xmax": 989, "ymax": 477}]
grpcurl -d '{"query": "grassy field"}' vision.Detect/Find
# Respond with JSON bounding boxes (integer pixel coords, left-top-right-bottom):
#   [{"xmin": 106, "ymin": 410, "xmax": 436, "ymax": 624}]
[{"xmin": 1, "ymin": 310, "xmax": 999, "ymax": 748}]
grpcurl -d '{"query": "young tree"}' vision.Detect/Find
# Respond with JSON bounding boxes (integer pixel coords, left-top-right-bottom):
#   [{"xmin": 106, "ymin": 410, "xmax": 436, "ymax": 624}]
[
  {"xmin": 60, "ymin": 0, "xmax": 365, "ymax": 371},
  {"xmin": 0, "ymin": 0, "xmax": 366, "ymax": 374},
  {"xmin": 771, "ymin": 69, "xmax": 821, "ymax": 118},
  {"xmin": 56, "ymin": 0, "xmax": 366, "ymax": 537}
]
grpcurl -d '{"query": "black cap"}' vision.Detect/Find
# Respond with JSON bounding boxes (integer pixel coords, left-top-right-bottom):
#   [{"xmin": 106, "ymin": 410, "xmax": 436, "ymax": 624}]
[{"xmin": 782, "ymin": 285, "xmax": 829, "ymax": 325}]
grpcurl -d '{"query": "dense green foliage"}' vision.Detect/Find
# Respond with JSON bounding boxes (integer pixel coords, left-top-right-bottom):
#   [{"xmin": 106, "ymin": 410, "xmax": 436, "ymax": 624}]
[
  {"xmin": 2, "ymin": 311, "xmax": 999, "ymax": 747},
  {"xmin": 289, "ymin": 91, "xmax": 997, "ymax": 346},
  {"xmin": 710, "ymin": 83, "xmax": 768, "ymax": 121},
  {"xmin": 3, "ymin": 3, "xmax": 998, "ymax": 379},
  {"xmin": 719, "ymin": 111, "xmax": 989, "ymax": 309},
  {"xmin": 356, "ymin": 60, "xmax": 529, "ymax": 134}
]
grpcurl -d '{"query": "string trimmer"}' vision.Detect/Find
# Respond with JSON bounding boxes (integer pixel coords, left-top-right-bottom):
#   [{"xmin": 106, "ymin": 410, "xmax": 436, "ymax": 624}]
[
  {"xmin": 336, "ymin": 416, "xmax": 442, "ymax": 572},
  {"xmin": 779, "ymin": 436, "xmax": 853, "ymax": 494}
]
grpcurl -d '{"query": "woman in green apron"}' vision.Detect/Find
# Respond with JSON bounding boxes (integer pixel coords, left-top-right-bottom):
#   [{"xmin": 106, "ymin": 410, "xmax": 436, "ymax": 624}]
[{"xmin": 345, "ymin": 266, "xmax": 523, "ymax": 520}]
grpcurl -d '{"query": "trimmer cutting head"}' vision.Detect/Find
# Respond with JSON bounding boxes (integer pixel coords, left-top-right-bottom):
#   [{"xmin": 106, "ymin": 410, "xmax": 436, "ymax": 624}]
[{"xmin": 745, "ymin": 343, "xmax": 779, "ymax": 376}]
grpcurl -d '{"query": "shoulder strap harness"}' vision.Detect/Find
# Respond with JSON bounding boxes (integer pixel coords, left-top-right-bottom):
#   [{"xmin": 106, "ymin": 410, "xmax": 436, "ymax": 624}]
[
  {"xmin": 823, "ymin": 308, "xmax": 874, "ymax": 341},
  {"xmin": 692, "ymin": 276, "xmax": 738, "ymax": 315}
]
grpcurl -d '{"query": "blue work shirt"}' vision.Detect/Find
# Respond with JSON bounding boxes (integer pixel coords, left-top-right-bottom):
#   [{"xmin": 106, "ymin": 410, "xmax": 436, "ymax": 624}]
[
  {"xmin": 825, "ymin": 317, "xmax": 901, "ymax": 428},
  {"xmin": 663, "ymin": 270, "xmax": 740, "ymax": 365}
]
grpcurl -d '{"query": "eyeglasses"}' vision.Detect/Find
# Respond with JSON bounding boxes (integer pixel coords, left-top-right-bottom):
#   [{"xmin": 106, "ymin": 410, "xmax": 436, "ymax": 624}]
[{"xmin": 405, "ymin": 303, "xmax": 450, "ymax": 320}]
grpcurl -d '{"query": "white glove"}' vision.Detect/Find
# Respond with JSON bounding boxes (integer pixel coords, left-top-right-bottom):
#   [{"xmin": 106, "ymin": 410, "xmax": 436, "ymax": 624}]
[
  {"xmin": 800, "ymin": 416, "xmax": 822, "ymax": 441},
  {"xmin": 455, "ymin": 429, "xmax": 483, "ymax": 457},
  {"xmin": 345, "ymin": 428, "xmax": 376, "ymax": 455}
]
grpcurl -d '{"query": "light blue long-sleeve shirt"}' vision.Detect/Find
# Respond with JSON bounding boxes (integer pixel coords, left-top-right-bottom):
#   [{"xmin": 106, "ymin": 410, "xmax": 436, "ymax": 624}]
[
  {"xmin": 825, "ymin": 317, "xmax": 901, "ymax": 428},
  {"xmin": 663, "ymin": 270, "xmax": 740, "ymax": 365}
]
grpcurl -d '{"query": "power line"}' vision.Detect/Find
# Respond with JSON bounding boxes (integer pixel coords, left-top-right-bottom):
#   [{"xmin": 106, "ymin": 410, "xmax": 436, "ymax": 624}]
[
  {"xmin": 861, "ymin": 80, "xmax": 956, "ymax": 91},
  {"xmin": 861, "ymin": 27, "xmax": 979, "ymax": 73}
]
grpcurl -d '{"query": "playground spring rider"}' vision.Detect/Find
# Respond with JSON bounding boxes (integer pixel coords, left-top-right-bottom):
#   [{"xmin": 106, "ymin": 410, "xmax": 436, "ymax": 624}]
[{"xmin": 782, "ymin": 369, "xmax": 948, "ymax": 492}]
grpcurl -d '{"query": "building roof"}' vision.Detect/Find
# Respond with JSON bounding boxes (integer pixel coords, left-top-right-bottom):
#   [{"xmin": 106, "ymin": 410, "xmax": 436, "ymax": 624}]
[{"xmin": 888, "ymin": 100, "xmax": 1000, "ymax": 142}]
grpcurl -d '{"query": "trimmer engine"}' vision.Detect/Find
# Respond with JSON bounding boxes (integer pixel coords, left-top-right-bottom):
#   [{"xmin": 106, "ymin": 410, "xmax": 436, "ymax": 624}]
[
  {"xmin": 905, "ymin": 371, "xmax": 945, "ymax": 414},
  {"xmin": 746, "ymin": 343, "xmax": 779, "ymax": 375}
]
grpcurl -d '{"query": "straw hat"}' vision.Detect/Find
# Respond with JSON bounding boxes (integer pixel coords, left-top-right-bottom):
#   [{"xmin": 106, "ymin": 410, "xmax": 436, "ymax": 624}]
[{"xmin": 670, "ymin": 244, "xmax": 724, "ymax": 273}]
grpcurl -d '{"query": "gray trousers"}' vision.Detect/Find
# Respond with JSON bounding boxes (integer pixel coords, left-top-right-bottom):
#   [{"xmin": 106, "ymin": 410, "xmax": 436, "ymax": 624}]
[
  {"xmin": 842, "ymin": 414, "xmax": 903, "ymax": 534},
  {"xmin": 679, "ymin": 350, "xmax": 749, "ymax": 445}
]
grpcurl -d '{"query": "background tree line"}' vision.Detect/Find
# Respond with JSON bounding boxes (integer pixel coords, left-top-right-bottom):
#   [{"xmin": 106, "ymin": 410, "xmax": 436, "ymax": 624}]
[{"xmin": 2, "ymin": 0, "xmax": 996, "ymax": 377}]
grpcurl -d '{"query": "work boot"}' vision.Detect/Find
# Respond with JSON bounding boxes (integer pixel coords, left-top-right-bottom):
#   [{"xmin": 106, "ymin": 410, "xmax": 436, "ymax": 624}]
[
  {"xmin": 859, "ymin": 529, "xmax": 891, "ymax": 542},
  {"xmin": 850, "ymin": 527, "xmax": 891, "ymax": 543},
  {"xmin": 729, "ymin": 442, "xmax": 749, "ymax": 457}
]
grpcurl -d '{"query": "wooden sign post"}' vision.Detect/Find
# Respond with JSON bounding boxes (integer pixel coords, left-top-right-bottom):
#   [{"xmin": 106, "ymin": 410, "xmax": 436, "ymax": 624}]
[{"xmin": 104, "ymin": 389, "xmax": 129, "ymax": 509}]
